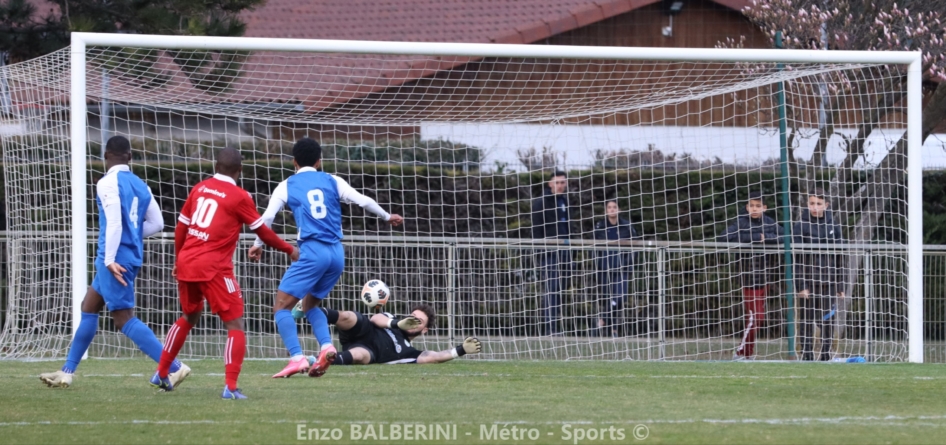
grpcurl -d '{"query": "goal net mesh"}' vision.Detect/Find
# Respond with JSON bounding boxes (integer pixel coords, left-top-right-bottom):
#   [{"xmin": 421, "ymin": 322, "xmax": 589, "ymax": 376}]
[{"xmin": 0, "ymin": 44, "xmax": 913, "ymax": 361}]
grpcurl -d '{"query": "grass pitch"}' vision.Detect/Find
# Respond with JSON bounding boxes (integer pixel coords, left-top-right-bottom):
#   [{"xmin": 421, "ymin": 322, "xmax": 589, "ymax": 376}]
[{"xmin": 2, "ymin": 359, "xmax": 945, "ymax": 444}]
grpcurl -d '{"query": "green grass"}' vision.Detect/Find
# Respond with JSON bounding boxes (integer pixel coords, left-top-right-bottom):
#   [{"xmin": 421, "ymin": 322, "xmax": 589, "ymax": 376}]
[{"xmin": 2, "ymin": 360, "xmax": 946, "ymax": 444}]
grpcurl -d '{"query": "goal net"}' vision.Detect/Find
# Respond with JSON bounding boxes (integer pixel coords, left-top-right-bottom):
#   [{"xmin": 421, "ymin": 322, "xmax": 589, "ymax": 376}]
[{"xmin": 0, "ymin": 35, "xmax": 923, "ymax": 362}]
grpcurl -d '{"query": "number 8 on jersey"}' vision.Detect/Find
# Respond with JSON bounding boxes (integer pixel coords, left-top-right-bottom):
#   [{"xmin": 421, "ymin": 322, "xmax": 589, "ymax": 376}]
[{"xmin": 308, "ymin": 189, "xmax": 327, "ymax": 219}]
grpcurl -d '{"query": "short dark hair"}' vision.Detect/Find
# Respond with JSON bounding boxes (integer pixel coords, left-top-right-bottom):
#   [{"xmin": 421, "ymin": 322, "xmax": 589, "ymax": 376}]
[
  {"xmin": 215, "ymin": 147, "xmax": 243, "ymax": 176},
  {"xmin": 747, "ymin": 190, "xmax": 764, "ymax": 203},
  {"xmin": 293, "ymin": 137, "xmax": 322, "ymax": 167},
  {"xmin": 105, "ymin": 135, "xmax": 131, "ymax": 155},
  {"xmin": 411, "ymin": 303, "xmax": 437, "ymax": 330},
  {"xmin": 550, "ymin": 170, "xmax": 566, "ymax": 179},
  {"xmin": 809, "ymin": 187, "xmax": 827, "ymax": 201}
]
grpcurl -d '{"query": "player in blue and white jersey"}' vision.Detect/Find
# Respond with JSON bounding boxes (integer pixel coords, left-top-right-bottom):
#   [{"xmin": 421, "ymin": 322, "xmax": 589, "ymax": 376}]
[
  {"xmin": 247, "ymin": 138, "xmax": 403, "ymax": 378},
  {"xmin": 40, "ymin": 136, "xmax": 189, "ymax": 388}
]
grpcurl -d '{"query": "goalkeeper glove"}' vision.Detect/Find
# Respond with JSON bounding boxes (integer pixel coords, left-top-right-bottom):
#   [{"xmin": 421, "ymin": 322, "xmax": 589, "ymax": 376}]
[
  {"xmin": 387, "ymin": 315, "xmax": 422, "ymax": 331},
  {"xmin": 451, "ymin": 337, "xmax": 482, "ymax": 358}
]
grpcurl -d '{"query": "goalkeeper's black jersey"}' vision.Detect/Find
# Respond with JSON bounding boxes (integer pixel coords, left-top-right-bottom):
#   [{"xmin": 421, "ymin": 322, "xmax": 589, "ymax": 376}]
[
  {"xmin": 340, "ymin": 311, "xmax": 423, "ymax": 364},
  {"xmin": 369, "ymin": 323, "xmax": 424, "ymax": 364}
]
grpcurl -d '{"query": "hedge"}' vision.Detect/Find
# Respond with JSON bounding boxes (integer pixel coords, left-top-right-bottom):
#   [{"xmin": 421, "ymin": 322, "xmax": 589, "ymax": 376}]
[
  {"xmin": 78, "ymin": 161, "xmax": 924, "ymax": 244},
  {"xmin": 0, "ymin": 160, "xmax": 942, "ymax": 244}
]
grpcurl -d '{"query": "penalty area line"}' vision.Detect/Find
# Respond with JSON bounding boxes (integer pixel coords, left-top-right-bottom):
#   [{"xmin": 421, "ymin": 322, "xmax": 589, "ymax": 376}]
[
  {"xmin": 63, "ymin": 372, "xmax": 946, "ymax": 381},
  {"xmin": 3, "ymin": 415, "xmax": 946, "ymax": 428}
]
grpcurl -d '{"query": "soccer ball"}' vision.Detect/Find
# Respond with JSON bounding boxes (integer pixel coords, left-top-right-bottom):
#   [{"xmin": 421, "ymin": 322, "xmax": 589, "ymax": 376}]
[{"xmin": 361, "ymin": 280, "xmax": 390, "ymax": 309}]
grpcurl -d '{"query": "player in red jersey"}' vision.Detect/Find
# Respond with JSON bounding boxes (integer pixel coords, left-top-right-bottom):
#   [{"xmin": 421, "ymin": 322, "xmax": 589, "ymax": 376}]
[{"xmin": 151, "ymin": 148, "xmax": 299, "ymax": 399}]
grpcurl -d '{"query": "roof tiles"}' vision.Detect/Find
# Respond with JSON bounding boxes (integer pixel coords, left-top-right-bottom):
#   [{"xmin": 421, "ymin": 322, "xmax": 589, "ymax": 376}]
[{"xmin": 90, "ymin": 0, "xmax": 751, "ymax": 111}]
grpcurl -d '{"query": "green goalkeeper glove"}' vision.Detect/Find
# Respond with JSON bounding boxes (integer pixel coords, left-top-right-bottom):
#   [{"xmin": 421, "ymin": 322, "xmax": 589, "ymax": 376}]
[
  {"xmin": 387, "ymin": 315, "xmax": 422, "ymax": 331},
  {"xmin": 452, "ymin": 337, "xmax": 482, "ymax": 358}
]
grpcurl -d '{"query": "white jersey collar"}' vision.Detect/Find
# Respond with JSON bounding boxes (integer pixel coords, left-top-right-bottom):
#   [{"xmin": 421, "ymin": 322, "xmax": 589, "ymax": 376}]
[
  {"xmin": 212, "ymin": 173, "xmax": 237, "ymax": 185},
  {"xmin": 106, "ymin": 164, "xmax": 130, "ymax": 175},
  {"xmin": 297, "ymin": 166, "xmax": 319, "ymax": 174}
]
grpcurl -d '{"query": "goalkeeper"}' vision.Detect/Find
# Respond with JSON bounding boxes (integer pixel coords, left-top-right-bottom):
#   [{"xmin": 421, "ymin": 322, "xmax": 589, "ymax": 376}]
[{"xmin": 309, "ymin": 304, "xmax": 481, "ymax": 371}]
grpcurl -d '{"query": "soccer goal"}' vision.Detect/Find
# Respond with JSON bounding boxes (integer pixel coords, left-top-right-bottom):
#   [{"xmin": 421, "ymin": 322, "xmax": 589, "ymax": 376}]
[{"xmin": 0, "ymin": 33, "xmax": 924, "ymax": 362}]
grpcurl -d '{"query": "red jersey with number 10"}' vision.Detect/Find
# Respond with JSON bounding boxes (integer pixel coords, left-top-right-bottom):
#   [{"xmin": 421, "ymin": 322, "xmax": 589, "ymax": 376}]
[{"xmin": 176, "ymin": 175, "xmax": 264, "ymax": 282}]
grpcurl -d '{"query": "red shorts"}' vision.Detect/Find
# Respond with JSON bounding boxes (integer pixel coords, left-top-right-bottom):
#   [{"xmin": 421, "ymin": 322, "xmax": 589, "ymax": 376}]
[{"xmin": 178, "ymin": 273, "xmax": 244, "ymax": 322}]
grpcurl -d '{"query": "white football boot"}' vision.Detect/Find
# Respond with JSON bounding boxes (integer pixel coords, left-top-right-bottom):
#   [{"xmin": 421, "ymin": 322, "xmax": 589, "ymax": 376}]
[
  {"xmin": 168, "ymin": 363, "xmax": 191, "ymax": 388},
  {"xmin": 39, "ymin": 370, "xmax": 74, "ymax": 388}
]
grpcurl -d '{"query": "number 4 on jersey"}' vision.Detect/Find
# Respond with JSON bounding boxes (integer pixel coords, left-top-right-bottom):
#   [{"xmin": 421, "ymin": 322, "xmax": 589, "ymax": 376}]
[{"xmin": 129, "ymin": 196, "xmax": 139, "ymax": 228}]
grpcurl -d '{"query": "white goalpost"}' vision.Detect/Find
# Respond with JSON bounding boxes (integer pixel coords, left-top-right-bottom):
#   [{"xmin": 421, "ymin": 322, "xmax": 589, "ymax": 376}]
[{"xmin": 0, "ymin": 32, "xmax": 923, "ymax": 362}]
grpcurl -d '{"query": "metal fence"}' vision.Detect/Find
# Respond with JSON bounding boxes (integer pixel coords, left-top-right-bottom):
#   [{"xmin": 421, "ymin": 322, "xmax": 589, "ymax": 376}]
[{"xmin": 1, "ymin": 234, "xmax": 944, "ymax": 361}]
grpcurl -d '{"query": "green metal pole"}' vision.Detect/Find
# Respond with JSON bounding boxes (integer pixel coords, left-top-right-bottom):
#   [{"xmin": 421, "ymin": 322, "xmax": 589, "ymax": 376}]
[{"xmin": 775, "ymin": 31, "xmax": 796, "ymax": 358}]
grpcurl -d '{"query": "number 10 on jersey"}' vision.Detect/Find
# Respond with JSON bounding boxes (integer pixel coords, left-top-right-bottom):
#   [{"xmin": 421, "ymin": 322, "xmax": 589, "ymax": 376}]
[{"xmin": 192, "ymin": 197, "xmax": 219, "ymax": 228}]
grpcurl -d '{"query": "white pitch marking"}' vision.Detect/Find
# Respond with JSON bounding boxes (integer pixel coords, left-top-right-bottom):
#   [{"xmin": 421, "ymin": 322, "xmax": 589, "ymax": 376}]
[
  {"xmin": 22, "ymin": 370, "xmax": 946, "ymax": 382},
  {"xmin": 4, "ymin": 415, "xmax": 946, "ymax": 428},
  {"xmin": 32, "ymin": 372, "xmax": 946, "ymax": 381}
]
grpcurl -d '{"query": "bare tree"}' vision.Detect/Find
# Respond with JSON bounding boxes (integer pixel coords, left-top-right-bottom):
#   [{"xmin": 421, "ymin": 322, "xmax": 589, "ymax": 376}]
[
  {"xmin": 516, "ymin": 146, "xmax": 559, "ymax": 172},
  {"xmin": 729, "ymin": 0, "xmax": 946, "ymax": 335}
]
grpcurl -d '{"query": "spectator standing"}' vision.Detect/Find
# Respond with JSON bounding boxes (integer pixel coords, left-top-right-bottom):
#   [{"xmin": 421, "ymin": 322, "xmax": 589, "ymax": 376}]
[
  {"xmin": 593, "ymin": 200, "xmax": 639, "ymax": 337},
  {"xmin": 717, "ymin": 191, "xmax": 784, "ymax": 359},
  {"xmin": 793, "ymin": 188, "xmax": 845, "ymax": 361},
  {"xmin": 531, "ymin": 170, "xmax": 575, "ymax": 336}
]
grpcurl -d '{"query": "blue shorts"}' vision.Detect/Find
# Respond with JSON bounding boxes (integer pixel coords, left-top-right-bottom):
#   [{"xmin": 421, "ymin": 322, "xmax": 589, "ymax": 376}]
[
  {"xmin": 90, "ymin": 260, "xmax": 140, "ymax": 311},
  {"xmin": 278, "ymin": 240, "xmax": 345, "ymax": 300}
]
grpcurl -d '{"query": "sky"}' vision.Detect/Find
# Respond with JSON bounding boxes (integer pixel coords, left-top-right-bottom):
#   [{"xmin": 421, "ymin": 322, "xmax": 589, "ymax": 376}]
[{"xmin": 422, "ymin": 124, "xmax": 946, "ymax": 171}]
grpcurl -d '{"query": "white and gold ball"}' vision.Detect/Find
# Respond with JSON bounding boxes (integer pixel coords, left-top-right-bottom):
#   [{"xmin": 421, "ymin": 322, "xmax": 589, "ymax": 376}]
[{"xmin": 361, "ymin": 280, "xmax": 390, "ymax": 308}]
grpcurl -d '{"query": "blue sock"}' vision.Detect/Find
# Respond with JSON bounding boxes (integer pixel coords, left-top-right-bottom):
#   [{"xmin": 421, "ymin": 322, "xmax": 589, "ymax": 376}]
[
  {"xmin": 305, "ymin": 307, "xmax": 333, "ymax": 349},
  {"xmin": 275, "ymin": 309, "xmax": 303, "ymax": 357},
  {"xmin": 120, "ymin": 317, "xmax": 164, "ymax": 364},
  {"xmin": 62, "ymin": 312, "xmax": 99, "ymax": 374}
]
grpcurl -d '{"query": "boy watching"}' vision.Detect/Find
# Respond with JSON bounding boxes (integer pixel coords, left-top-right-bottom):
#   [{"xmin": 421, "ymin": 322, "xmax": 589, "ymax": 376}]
[
  {"xmin": 717, "ymin": 190, "xmax": 784, "ymax": 359},
  {"xmin": 593, "ymin": 200, "xmax": 640, "ymax": 337},
  {"xmin": 792, "ymin": 188, "xmax": 845, "ymax": 361}
]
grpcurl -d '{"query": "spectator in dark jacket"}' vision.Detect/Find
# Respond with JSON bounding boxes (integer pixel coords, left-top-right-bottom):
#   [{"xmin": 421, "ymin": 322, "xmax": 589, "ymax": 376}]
[
  {"xmin": 531, "ymin": 170, "xmax": 575, "ymax": 335},
  {"xmin": 793, "ymin": 188, "xmax": 845, "ymax": 361},
  {"xmin": 717, "ymin": 190, "xmax": 784, "ymax": 359},
  {"xmin": 593, "ymin": 200, "xmax": 640, "ymax": 337}
]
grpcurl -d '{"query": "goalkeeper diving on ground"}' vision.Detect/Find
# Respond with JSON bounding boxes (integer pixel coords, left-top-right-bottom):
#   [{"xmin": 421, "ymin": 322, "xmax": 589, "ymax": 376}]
[{"xmin": 305, "ymin": 304, "xmax": 481, "ymax": 370}]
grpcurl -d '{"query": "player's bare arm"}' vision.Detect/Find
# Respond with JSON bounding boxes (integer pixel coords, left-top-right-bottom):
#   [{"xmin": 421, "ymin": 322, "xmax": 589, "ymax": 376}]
[
  {"xmin": 247, "ymin": 227, "xmax": 297, "ymax": 262},
  {"xmin": 248, "ymin": 180, "xmax": 289, "ymax": 262},
  {"xmin": 416, "ymin": 337, "xmax": 482, "ymax": 364},
  {"xmin": 247, "ymin": 245, "xmax": 263, "ymax": 262},
  {"xmin": 252, "ymin": 222, "xmax": 297, "ymax": 260},
  {"xmin": 370, "ymin": 313, "xmax": 422, "ymax": 331}
]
